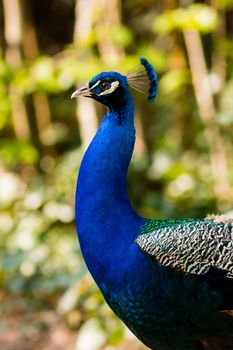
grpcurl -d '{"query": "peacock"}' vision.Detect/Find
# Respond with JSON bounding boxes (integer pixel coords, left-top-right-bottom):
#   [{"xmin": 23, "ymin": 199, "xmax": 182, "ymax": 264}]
[{"xmin": 71, "ymin": 57, "xmax": 233, "ymax": 350}]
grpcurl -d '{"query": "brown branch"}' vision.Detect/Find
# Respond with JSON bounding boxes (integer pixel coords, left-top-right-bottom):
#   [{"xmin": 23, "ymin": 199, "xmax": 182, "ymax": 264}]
[
  {"xmin": 19, "ymin": 0, "xmax": 52, "ymax": 135},
  {"xmin": 95, "ymin": 0, "xmax": 124, "ymax": 64},
  {"xmin": 183, "ymin": 29, "xmax": 231, "ymax": 204},
  {"xmin": 73, "ymin": 0, "xmax": 98, "ymax": 149},
  {"xmin": 2, "ymin": 0, "xmax": 30, "ymax": 140}
]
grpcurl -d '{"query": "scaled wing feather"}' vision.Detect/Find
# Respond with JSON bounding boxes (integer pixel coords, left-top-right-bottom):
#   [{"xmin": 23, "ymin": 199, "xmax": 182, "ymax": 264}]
[{"xmin": 136, "ymin": 218, "xmax": 233, "ymax": 277}]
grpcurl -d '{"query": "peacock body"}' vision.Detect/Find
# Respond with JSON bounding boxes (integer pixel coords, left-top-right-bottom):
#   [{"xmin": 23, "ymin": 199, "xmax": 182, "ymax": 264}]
[{"xmin": 72, "ymin": 58, "xmax": 233, "ymax": 350}]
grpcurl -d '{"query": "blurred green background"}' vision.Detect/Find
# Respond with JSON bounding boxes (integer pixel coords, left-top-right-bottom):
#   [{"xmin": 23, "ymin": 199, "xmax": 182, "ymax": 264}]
[{"xmin": 1, "ymin": 0, "xmax": 233, "ymax": 349}]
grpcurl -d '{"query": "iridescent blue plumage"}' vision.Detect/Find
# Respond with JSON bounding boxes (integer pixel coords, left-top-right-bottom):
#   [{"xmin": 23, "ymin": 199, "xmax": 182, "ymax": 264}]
[
  {"xmin": 72, "ymin": 58, "xmax": 233, "ymax": 350},
  {"xmin": 140, "ymin": 56, "xmax": 158, "ymax": 102}
]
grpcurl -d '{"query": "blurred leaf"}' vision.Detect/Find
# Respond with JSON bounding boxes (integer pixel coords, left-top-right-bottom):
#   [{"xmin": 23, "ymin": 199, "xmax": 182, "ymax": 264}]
[
  {"xmin": 0, "ymin": 56, "xmax": 12, "ymax": 81},
  {"xmin": 160, "ymin": 69, "xmax": 190, "ymax": 94},
  {"xmin": 218, "ymin": 81, "xmax": 233, "ymax": 125},
  {"xmin": 40, "ymin": 123, "xmax": 70, "ymax": 146},
  {"xmin": 0, "ymin": 140, "xmax": 39, "ymax": 165},
  {"xmin": 153, "ymin": 5, "xmax": 218, "ymax": 34},
  {"xmin": 213, "ymin": 0, "xmax": 233, "ymax": 9},
  {"xmin": 30, "ymin": 57, "xmax": 58, "ymax": 93},
  {"xmin": 109, "ymin": 24, "xmax": 133, "ymax": 47}
]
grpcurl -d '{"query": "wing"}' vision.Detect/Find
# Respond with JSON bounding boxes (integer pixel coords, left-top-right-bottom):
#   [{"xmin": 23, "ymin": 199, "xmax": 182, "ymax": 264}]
[{"xmin": 136, "ymin": 216, "xmax": 233, "ymax": 278}]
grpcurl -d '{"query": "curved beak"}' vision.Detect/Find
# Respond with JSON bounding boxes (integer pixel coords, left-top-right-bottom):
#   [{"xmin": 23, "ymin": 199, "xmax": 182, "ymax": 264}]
[{"xmin": 71, "ymin": 85, "xmax": 92, "ymax": 98}]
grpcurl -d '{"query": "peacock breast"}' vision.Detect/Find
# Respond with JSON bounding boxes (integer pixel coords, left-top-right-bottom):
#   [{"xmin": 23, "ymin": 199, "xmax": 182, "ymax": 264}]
[{"xmin": 99, "ymin": 255, "xmax": 232, "ymax": 350}]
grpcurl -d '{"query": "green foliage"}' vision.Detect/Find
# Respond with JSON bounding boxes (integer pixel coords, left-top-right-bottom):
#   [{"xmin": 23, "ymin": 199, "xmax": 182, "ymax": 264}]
[
  {"xmin": 108, "ymin": 25, "xmax": 133, "ymax": 47},
  {"xmin": 159, "ymin": 69, "xmax": 190, "ymax": 94},
  {"xmin": 214, "ymin": 0, "xmax": 233, "ymax": 9},
  {"xmin": 153, "ymin": 5, "xmax": 218, "ymax": 34},
  {"xmin": 0, "ymin": 140, "xmax": 39, "ymax": 165}
]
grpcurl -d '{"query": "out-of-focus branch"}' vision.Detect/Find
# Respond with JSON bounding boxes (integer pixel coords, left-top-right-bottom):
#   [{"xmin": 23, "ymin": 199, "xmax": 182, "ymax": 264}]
[
  {"xmin": 2, "ymin": 0, "xmax": 30, "ymax": 140},
  {"xmin": 212, "ymin": 7, "xmax": 226, "ymax": 85},
  {"xmin": 95, "ymin": 0, "xmax": 124, "ymax": 64},
  {"xmin": 19, "ymin": 0, "xmax": 52, "ymax": 133},
  {"xmin": 2, "ymin": 0, "xmax": 21, "ymax": 64},
  {"xmin": 3, "ymin": 0, "xmax": 51, "ymax": 148},
  {"xmin": 74, "ymin": 0, "xmax": 93, "ymax": 41},
  {"xmin": 183, "ymin": 29, "xmax": 231, "ymax": 204},
  {"xmin": 19, "ymin": 0, "xmax": 38, "ymax": 60},
  {"xmin": 73, "ymin": 0, "xmax": 98, "ymax": 149}
]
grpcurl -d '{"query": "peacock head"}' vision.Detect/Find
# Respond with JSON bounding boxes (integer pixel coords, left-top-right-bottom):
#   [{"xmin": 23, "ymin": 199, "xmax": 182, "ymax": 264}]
[
  {"xmin": 72, "ymin": 72, "xmax": 129, "ymax": 110},
  {"xmin": 71, "ymin": 57, "xmax": 158, "ymax": 110}
]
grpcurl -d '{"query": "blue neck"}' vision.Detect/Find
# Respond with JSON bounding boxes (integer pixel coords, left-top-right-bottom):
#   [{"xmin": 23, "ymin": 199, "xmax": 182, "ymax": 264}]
[{"xmin": 75, "ymin": 92, "xmax": 143, "ymax": 288}]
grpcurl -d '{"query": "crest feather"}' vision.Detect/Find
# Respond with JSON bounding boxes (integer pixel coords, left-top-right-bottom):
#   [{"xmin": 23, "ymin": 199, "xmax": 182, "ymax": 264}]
[{"xmin": 127, "ymin": 57, "xmax": 158, "ymax": 102}]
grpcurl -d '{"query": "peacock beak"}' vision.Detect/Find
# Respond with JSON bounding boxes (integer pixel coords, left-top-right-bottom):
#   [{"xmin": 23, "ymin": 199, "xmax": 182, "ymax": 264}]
[{"xmin": 71, "ymin": 85, "xmax": 92, "ymax": 98}]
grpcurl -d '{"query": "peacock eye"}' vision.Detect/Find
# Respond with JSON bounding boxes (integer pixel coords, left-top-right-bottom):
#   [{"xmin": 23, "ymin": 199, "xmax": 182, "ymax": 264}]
[{"xmin": 99, "ymin": 81, "xmax": 111, "ymax": 90}]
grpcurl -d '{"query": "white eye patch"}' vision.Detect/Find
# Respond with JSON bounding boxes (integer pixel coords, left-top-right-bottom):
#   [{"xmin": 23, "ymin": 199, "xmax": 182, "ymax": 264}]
[
  {"xmin": 99, "ymin": 81, "xmax": 119, "ymax": 96},
  {"xmin": 90, "ymin": 80, "xmax": 101, "ymax": 90},
  {"xmin": 90, "ymin": 80, "xmax": 120, "ymax": 96}
]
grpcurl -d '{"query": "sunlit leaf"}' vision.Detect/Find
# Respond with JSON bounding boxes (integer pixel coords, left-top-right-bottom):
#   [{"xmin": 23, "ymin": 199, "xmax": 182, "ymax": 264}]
[
  {"xmin": 154, "ymin": 5, "xmax": 218, "ymax": 34},
  {"xmin": 0, "ymin": 140, "xmax": 39, "ymax": 165},
  {"xmin": 109, "ymin": 24, "xmax": 133, "ymax": 47}
]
